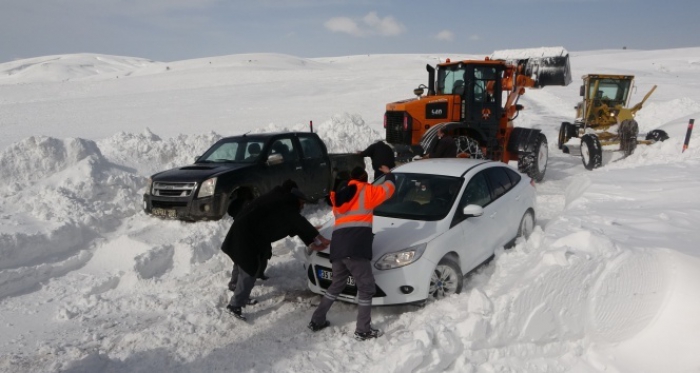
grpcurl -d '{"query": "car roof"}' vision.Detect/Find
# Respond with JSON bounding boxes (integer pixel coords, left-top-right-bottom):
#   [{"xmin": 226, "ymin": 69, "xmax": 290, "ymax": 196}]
[
  {"xmin": 392, "ymin": 158, "xmax": 493, "ymax": 177},
  {"xmin": 221, "ymin": 132, "xmax": 315, "ymax": 140}
]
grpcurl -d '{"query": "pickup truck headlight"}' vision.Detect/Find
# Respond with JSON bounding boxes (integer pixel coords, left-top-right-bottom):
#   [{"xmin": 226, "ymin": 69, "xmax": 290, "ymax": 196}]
[
  {"xmin": 197, "ymin": 177, "xmax": 217, "ymax": 198},
  {"xmin": 145, "ymin": 178, "xmax": 153, "ymax": 195},
  {"xmin": 374, "ymin": 243, "xmax": 427, "ymax": 270}
]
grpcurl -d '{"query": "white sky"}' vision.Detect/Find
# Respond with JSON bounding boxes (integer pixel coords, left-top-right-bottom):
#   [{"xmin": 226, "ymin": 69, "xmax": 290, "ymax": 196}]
[
  {"xmin": 2, "ymin": 0, "xmax": 700, "ymax": 63},
  {"xmin": 1, "ymin": 48, "xmax": 700, "ymax": 372}
]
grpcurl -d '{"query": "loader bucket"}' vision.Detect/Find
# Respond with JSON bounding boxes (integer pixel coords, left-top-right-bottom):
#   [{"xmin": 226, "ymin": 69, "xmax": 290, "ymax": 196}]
[{"xmin": 491, "ymin": 47, "xmax": 572, "ymax": 88}]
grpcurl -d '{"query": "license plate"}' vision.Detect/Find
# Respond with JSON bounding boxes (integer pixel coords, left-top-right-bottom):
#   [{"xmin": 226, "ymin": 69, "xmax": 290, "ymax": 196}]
[
  {"xmin": 317, "ymin": 268, "xmax": 355, "ymax": 286},
  {"xmin": 152, "ymin": 208, "xmax": 177, "ymax": 218}
]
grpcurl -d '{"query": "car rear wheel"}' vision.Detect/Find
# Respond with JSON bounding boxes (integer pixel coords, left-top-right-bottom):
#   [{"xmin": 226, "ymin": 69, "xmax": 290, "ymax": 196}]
[{"xmin": 428, "ymin": 257, "xmax": 463, "ymax": 299}]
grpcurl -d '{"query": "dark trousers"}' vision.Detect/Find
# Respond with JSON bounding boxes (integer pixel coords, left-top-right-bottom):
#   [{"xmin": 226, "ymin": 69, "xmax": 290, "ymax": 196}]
[
  {"xmin": 311, "ymin": 257, "xmax": 376, "ymax": 333},
  {"xmin": 228, "ymin": 258, "xmax": 268, "ymax": 289},
  {"xmin": 229, "ymin": 266, "xmax": 256, "ymax": 308}
]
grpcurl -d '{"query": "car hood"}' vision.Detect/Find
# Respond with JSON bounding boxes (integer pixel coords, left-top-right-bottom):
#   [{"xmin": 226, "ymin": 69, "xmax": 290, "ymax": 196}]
[
  {"xmin": 317, "ymin": 216, "xmax": 444, "ymax": 259},
  {"xmin": 152, "ymin": 163, "xmax": 252, "ymax": 182}
]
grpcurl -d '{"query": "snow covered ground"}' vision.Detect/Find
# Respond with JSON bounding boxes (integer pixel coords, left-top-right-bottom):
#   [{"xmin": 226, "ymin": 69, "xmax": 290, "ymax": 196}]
[{"xmin": 1, "ymin": 47, "xmax": 700, "ymax": 373}]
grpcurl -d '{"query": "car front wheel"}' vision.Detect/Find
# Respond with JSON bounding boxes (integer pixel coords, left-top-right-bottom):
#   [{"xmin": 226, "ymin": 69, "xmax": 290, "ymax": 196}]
[
  {"xmin": 517, "ymin": 210, "xmax": 535, "ymax": 240},
  {"xmin": 428, "ymin": 257, "xmax": 463, "ymax": 299}
]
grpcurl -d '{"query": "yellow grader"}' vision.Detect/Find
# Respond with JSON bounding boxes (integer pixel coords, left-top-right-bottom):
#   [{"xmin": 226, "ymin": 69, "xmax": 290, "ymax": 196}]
[{"xmin": 558, "ymin": 74, "xmax": 669, "ymax": 169}]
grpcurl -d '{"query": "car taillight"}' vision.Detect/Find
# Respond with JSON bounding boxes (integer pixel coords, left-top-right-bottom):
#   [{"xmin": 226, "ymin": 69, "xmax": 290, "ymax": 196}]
[
  {"xmin": 383, "ymin": 114, "xmax": 387, "ymax": 128},
  {"xmin": 403, "ymin": 115, "xmax": 409, "ymax": 131}
]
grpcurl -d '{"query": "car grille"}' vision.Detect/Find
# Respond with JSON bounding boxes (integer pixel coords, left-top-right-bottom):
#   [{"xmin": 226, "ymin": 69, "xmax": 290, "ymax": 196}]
[{"xmin": 152, "ymin": 182, "xmax": 197, "ymax": 197}]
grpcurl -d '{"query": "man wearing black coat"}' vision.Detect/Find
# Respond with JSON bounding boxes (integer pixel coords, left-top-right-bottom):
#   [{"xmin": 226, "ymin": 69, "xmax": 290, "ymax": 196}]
[
  {"xmin": 359, "ymin": 140, "xmax": 396, "ymax": 180},
  {"xmin": 227, "ymin": 180, "xmax": 296, "ymax": 290},
  {"xmin": 221, "ymin": 184, "xmax": 330, "ymax": 320},
  {"xmin": 427, "ymin": 128, "xmax": 457, "ymax": 158}
]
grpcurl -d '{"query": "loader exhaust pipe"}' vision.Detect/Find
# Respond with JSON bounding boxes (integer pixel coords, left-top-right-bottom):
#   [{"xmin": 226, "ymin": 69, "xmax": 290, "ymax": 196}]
[{"xmin": 426, "ymin": 64, "xmax": 436, "ymax": 96}]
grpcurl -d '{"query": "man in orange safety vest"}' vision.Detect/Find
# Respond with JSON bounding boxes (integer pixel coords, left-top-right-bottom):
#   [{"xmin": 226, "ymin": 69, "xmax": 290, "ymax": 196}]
[{"xmin": 308, "ymin": 165, "xmax": 395, "ymax": 340}]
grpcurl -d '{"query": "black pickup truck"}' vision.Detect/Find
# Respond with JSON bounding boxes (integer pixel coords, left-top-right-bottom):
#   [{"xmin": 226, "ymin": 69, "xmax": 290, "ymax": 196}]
[{"xmin": 142, "ymin": 131, "xmax": 364, "ymax": 221}]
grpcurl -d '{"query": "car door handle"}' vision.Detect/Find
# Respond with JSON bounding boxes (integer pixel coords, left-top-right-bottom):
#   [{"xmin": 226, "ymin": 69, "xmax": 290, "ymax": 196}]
[
  {"xmin": 320, "ymin": 162, "xmax": 327, "ymax": 166},
  {"xmin": 515, "ymin": 194, "xmax": 521, "ymax": 201},
  {"xmin": 489, "ymin": 212, "xmax": 497, "ymax": 218},
  {"xmin": 295, "ymin": 166, "xmax": 302, "ymax": 170}
]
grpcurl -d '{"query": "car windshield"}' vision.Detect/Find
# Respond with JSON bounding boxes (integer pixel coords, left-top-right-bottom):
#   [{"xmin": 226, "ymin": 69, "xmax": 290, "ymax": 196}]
[
  {"xmin": 374, "ymin": 173, "xmax": 463, "ymax": 221},
  {"xmin": 198, "ymin": 138, "xmax": 265, "ymax": 163}
]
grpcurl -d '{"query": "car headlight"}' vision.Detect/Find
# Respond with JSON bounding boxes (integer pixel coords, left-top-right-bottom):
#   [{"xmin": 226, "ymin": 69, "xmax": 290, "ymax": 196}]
[
  {"xmin": 145, "ymin": 178, "xmax": 153, "ymax": 195},
  {"xmin": 374, "ymin": 243, "xmax": 427, "ymax": 270},
  {"xmin": 197, "ymin": 177, "xmax": 217, "ymax": 198}
]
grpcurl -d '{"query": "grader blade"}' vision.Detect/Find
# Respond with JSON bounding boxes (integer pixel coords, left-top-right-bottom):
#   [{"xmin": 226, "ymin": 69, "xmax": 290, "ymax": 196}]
[{"xmin": 491, "ymin": 47, "xmax": 572, "ymax": 88}]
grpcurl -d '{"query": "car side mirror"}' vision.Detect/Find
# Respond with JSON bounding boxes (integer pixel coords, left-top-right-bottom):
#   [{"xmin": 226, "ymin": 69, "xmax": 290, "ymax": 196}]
[
  {"xmin": 266, "ymin": 153, "xmax": 284, "ymax": 166},
  {"xmin": 194, "ymin": 156, "xmax": 200, "ymax": 162},
  {"xmin": 579, "ymin": 85, "xmax": 585, "ymax": 97},
  {"xmin": 462, "ymin": 204, "xmax": 484, "ymax": 217}
]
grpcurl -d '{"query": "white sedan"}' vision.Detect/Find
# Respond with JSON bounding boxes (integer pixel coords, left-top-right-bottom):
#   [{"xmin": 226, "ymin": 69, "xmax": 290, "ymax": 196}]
[{"xmin": 304, "ymin": 158, "xmax": 536, "ymax": 305}]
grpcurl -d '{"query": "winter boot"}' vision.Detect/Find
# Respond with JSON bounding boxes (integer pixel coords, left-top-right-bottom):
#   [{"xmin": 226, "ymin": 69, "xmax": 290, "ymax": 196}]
[
  {"xmin": 307, "ymin": 320, "xmax": 330, "ymax": 332},
  {"xmin": 225, "ymin": 305, "xmax": 246, "ymax": 321},
  {"xmin": 354, "ymin": 327, "xmax": 382, "ymax": 341}
]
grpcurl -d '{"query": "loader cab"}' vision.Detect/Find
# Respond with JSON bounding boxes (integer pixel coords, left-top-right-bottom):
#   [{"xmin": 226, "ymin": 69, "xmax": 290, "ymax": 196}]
[{"xmin": 436, "ymin": 62, "xmax": 504, "ymax": 124}]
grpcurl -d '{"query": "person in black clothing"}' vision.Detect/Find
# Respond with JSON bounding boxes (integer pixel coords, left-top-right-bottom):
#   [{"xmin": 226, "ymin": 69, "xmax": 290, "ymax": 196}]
[
  {"xmin": 221, "ymin": 183, "xmax": 330, "ymax": 320},
  {"xmin": 427, "ymin": 128, "xmax": 457, "ymax": 158},
  {"xmin": 227, "ymin": 179, "xmax": 297, "ymax": 291},
  {"xmin": 358, "ymin": 140, "xmax": 396, "ymax": 180}
]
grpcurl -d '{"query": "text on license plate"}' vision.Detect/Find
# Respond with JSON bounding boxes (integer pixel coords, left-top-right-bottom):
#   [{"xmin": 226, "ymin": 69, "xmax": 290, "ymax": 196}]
[
  {"xmin": 152, "ymin": 208, "xmax": 177, "ymax": 218},
  {"xmin": 317, "ymin": 269, "xmax": 355, "ymax": 286}
]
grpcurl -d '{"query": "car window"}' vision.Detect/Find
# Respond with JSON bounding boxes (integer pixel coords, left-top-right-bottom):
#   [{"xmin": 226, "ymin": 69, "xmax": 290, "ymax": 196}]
[
  {"xmin": 199, "ymin": 138, "xmax": 264, "ymax": 163},
  {"xmin": 374, "ymin": 173, "xmax": 463, "ymax": 221},
  {"xmin": 269, "ymin": 138, "xmax": 299, "ymax": 162},
  {"xmin": 485, "ymin": 167, "xmax": 512, "ymax": 199},
  {"xmin": 460, "ymin": 172, "xmax": 491, "ymax": 208},
  {"xmin": 503, "ymin": 167, "xmax": 522, "ymax": 186},
  {"xmin": 298, "ymin": 136, "xmax": 324, "ymax": 159}
]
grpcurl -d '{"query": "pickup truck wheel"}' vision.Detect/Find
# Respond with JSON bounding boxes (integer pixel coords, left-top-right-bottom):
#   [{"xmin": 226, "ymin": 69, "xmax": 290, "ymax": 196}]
[
  {"xmin": 428, "ymin": 257, "xmax": 463, "ymax": 299},
  {"xmin": 227, "ymin": 188, "xmax": 253, "ymax": 218}
]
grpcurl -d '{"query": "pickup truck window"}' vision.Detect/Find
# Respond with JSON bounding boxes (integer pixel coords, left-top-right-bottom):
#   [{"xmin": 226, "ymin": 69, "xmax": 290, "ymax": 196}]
[
  {"xmin": 299, "ymin": 135, "xmax": 324, "ymax": 159},
  {"xmin": 269, "ymin": 138, "xmax": 299, "ymax": 162},
  {"xmin": 199, "ymin": 139, "xmax": 265, "ymax": 163}
]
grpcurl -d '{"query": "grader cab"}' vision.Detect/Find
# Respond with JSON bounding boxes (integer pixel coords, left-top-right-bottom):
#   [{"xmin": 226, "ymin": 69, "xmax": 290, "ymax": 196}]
[{"xmin": 558, "ymin": 74, "xmax": 669, "ymax": 169}]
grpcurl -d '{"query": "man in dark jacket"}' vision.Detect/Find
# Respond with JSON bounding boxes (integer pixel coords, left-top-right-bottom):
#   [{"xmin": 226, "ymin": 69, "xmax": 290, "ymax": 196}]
[
  {"xmin": 427, "ymin": 127, "xmax": 457, "ymax": 158},
  {"xmin": 359, "ymin": 140, "xmax": 396, "ymax": 180},
  {"xmin": 308, "ymin": 165, "xmax": 395, "ymax": 340},
  {"xmin": 227, "ymin": 180, "xmax": 297, "ymax": 291},
  {"xmin": 221, "ymin": 184, "xmax": 330, "ymax": 321}
]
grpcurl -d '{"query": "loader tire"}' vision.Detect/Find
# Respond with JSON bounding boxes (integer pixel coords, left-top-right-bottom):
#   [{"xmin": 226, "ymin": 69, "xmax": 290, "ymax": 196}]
[
  {"xmin": 581, "ymin": 134, "xmax": 602, "ymax": 170},
  {"xmin": 518, "ymin": 133, "xmax": 548, "ymax": 182},
  {"xmin": 645, "ymin": 129, "xmax": 669, "ymax": 142}
]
